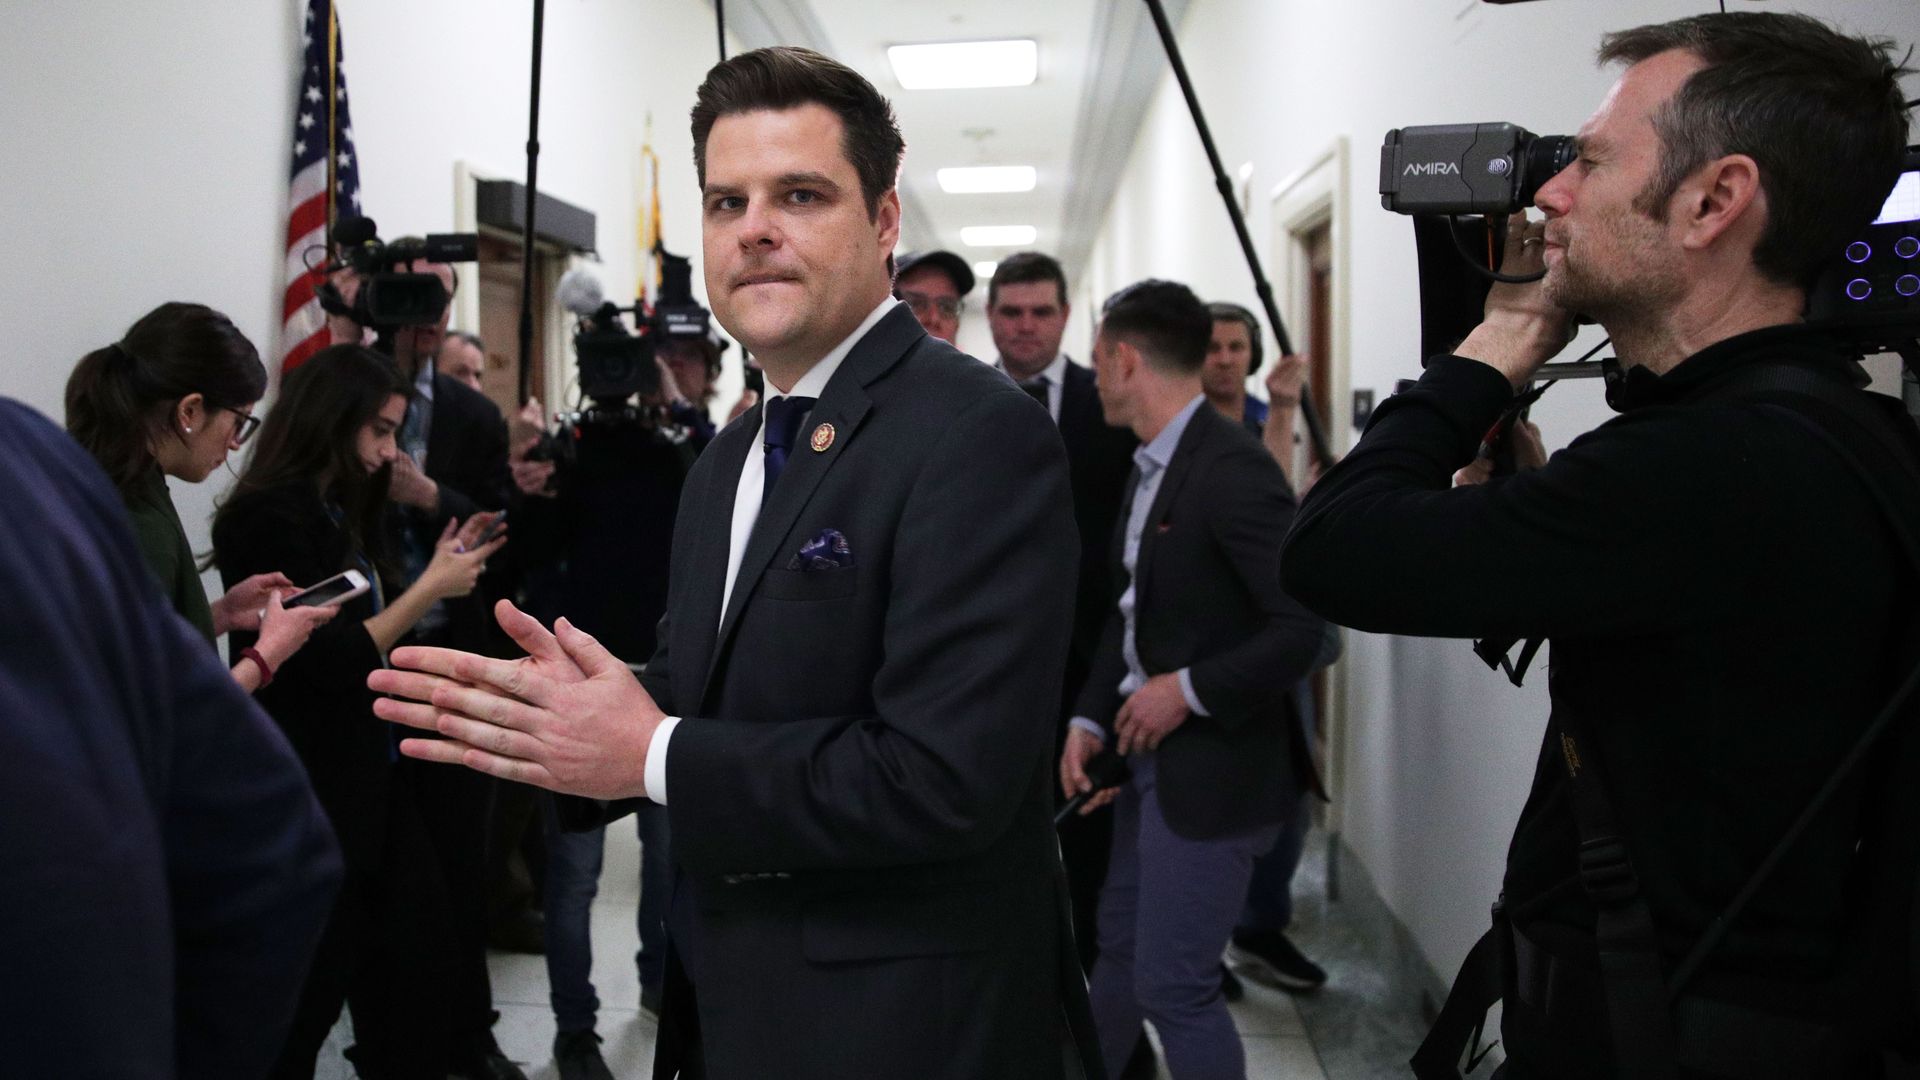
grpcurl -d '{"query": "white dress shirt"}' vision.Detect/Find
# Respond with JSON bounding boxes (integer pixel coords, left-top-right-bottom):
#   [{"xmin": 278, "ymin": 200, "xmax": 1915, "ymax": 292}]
[
  {"xmin": 1070, "ymin": 394, "xmax": 1212, "ymax": 746},
  {"xmin": 643, "ymin": 297, "xmax": 901, "ymax": 804},
  {"xmin": 995, "ymin": 352, "xmax": 1070, "ymax": 423}
]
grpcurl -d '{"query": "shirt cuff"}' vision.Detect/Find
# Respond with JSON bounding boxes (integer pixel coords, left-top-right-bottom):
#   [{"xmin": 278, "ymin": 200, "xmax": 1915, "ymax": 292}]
[
  {"xmin": 644, "ymin": 716, "xmax": 680, "ymax": 804},
  {"xmin": 1069, "ymin": 717, "xmax": 1106, "ymax": 744},
  {"xmin": 1177, "ymin": 668, "xmax": 1210, "ymax": 716}
]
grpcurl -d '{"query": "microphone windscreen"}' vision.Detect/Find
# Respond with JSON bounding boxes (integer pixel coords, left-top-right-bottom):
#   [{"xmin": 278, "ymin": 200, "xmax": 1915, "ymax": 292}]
[{"xmin": 555, "ymin": 269, "xmax": 606, "ymax": 317}]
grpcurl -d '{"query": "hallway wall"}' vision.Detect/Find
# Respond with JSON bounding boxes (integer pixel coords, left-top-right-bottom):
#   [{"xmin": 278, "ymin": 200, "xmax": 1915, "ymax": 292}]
[
  {"xmin": 0, "ymin": 0, "xmax": 731, "ymax": 605},
  {"xmin": 1082, "ymin": 0, "xmax": 1919, "ymax": 988}
]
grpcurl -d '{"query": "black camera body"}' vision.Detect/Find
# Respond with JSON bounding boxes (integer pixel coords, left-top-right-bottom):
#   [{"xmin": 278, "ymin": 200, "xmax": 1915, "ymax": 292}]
[
  {"xmin": 317, "ymin": 216, "xmax": 479, "ymax": 331},
  {"xmin": 572, "ymin": 251, "xmax": 715, "ymax": 404},
  {"xmin": 1381, "ymin": 125, "xmax": 1920, "ymax": 360},
  {"xmin": 1380, "ymin": 123, "xmax": 1575, "ymax": 215}
]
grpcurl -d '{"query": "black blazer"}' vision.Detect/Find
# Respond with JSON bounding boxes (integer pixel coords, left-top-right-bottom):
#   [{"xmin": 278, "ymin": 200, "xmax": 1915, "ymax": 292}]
[
  {"xmin": 1056, "ymin": 361, "xmax": 1140, "ymax": 712},
  {"xmin": 1075, "ymin": 402, "xmax": 1326, "ymax": 840},
  {"xmin": 579, "ymin": 305, "xmax": 1095, "ymax": 1079},
  {"xmin": 404, "ymin": 370, "xmax": 512, "ymax": 655},
  {"xmin": 215, "ymin": 483, "xmax": 395, "ymax": 867}
]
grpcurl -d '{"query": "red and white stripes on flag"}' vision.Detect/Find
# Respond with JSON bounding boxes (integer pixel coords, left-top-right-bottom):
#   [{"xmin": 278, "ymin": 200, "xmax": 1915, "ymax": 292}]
[{"xmin": 281, "ymin": 0, "xmax": 362, "ymax": 374}]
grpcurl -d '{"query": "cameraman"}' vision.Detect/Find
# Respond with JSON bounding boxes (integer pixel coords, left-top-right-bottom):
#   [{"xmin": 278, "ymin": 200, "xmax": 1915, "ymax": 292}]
[
  {"xmin": 1281, "ymin": 13, "xmax": 1913, "ymax": 1079},
  {"xmin": 512, "ymin": 320, "xmax": 716, "ymax": 1080}
]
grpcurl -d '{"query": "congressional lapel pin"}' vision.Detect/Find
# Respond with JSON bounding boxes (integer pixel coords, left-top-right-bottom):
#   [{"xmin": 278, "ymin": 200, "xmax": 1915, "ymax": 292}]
[{"xmin": 811, "ymin": 422, "xmax": 835, "ymax": 453}]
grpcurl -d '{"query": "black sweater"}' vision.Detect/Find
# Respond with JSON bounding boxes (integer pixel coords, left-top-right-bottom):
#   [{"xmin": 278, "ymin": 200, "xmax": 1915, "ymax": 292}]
[{"xmin": 1282, "ymin": 325, "xmax": 1911, "ymax": 988}]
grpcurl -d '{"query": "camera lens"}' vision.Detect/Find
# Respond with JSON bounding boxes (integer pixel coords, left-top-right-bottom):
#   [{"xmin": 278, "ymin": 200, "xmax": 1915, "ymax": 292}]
[{"xmin": 1519, "ymin": 135, "xmax": 1577, "ymax": 209}]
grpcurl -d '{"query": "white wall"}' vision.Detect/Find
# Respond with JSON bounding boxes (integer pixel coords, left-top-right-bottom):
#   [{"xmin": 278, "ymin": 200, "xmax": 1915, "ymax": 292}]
[
  {"xmin": 1084, "ymin": 0, "xmax": 1920, "ymax": 983},
  {"xmin": 0, "ymin": 0, "xmax": 731, "ymax": 606}
]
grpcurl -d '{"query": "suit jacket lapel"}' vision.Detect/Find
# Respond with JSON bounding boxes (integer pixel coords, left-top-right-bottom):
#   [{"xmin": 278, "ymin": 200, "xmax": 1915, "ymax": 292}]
[
  {"xmin": 680, "ymin": 418, "xmax": 755, "ymax": 712},
  {"xmin": 700, "ymin": 305, "xmax": 924, "ymax": 700}
]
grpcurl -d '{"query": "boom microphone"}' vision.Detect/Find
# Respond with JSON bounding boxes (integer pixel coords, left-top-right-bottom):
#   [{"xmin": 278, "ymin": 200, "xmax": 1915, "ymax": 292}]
[{"xmin": 556, "ymin": 268, "xmax": 606, "ymax": 317}]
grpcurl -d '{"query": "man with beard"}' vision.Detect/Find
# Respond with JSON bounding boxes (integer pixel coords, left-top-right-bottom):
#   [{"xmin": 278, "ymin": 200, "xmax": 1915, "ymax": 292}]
[{"xmin": 1281, "ymin": 12, "xmax": 1915, "ymax": 1078}]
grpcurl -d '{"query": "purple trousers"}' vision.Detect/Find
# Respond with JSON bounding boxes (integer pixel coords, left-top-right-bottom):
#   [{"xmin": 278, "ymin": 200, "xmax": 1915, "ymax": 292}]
[{"xmin": 1088, "ymin": 754, "xmax": 1280, "ymax": 1080}]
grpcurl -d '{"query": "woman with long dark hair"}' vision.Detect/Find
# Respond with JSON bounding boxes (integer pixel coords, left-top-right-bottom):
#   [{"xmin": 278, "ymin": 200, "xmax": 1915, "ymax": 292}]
[
  {"xmin": 213, "ymin": 344, "xmax": 505, "ymax": 1079},
  {"xmin": 65, "ymin": 301, "xmax": 335, "ymax": 691}
]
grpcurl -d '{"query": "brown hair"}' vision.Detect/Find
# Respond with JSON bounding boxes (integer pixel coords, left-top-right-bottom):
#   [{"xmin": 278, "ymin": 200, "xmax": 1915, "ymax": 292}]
[
  {"xmin": 690, "ymin": 46, "xmax": 905, "ymax": 221},
  {"xmin": 65, "ymin": 302, "xmax": 267, "ymax": 494},
  {"xmin": 1598, "ymin": 12, "xmax": 1911, "ymax": 288},
  {"xmin": 989, "ymin": 251, "xmax": 1069, "ymax": 310}
]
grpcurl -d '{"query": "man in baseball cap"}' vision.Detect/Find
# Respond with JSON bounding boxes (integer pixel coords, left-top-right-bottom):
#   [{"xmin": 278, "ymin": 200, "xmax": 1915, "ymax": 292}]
[{"xmin": 892, "ymin": 249, "xmax": 974, "ymax": 344}]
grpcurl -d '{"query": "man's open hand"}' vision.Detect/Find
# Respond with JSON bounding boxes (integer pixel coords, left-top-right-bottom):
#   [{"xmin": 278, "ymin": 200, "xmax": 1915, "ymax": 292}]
[{"xmin": 368, "ymin": 599, "xmax": 663, "ymax": 800}]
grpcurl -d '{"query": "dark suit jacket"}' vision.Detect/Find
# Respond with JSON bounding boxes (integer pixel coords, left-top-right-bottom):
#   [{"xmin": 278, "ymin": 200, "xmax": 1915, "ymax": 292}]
[
  {"xmin": 579, "ymin": 305, "xmax": 1093, "ymax": 1079},
  {"xmin": 1075, "ymin": 402, "xmax": 1326, "ymax": 840},
  {"xmin": 1056, "ymin": 361, "xmax": 1138, "ymax": 711},
  {"xmin": 408, "ymin": 370, "xmax": 512, "ymax": 655},
  {"xmin": 0, "ymin": 400, "xmax": 340, "ymax": 1079}
]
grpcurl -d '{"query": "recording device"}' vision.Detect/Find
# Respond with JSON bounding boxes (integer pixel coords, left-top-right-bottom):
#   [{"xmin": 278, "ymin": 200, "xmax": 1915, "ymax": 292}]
[
  {"xmin": 1380, "ymin": 123, "xmax": 1576, "ymax": 216},
  {"xmin": 315, "ymin": 216, "xmax": 480, "ymax": 331},
  {"xmin": 563, "ymin": 249, "xmax": 716, "ymax": 404},
  {"xmin": 1053, "ymin": 750, "xmax": 1134, "ymax": 826},
  {"xmin": 462, "ymin": 511, "xmax": 508, "ymax": 551},
  {"xmin": 1380, "ymin": 126, "xmax": 1920, "ymax": 367},
  {"xmin": 284, "ymin": 569, "xmax": 370, "ymax": 609}
]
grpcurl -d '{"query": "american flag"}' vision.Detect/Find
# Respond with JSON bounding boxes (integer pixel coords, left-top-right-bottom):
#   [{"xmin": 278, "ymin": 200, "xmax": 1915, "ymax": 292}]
[{"xmin": 281, "ymin": 0, "xmax": 362, "ymax": 374}]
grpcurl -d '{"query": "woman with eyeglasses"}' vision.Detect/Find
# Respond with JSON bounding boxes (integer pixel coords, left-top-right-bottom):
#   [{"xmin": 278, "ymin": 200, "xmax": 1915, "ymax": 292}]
[{"xmin": 65, "ymin": 301, "xmax": 336, "ymax": 692}]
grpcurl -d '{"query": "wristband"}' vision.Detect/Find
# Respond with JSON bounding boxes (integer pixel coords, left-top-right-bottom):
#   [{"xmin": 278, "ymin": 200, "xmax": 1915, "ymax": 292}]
[{"xmin": 239, "ymin": 646, "xmax": 275, "ymax": 688}]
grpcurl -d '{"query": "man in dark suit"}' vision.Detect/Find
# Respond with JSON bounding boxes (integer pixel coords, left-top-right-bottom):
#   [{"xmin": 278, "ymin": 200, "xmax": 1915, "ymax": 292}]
[
  {"xmin": 371, "ymin": 46, "xmax": 1099, "ymax": 1080},
  {"xmin": 987, "ymin": 251, "xmax": 1138, "ymax": 971},
  {"xmin": 1060, "ymin": 280, "xmax": 1325, "ymax": 1079}
]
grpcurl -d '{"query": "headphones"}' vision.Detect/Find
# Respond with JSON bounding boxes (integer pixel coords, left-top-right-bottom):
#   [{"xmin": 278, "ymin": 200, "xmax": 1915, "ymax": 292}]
[{"xmin": 1208, "ymin": 302, "xmax": 1264, "ymax": 376}]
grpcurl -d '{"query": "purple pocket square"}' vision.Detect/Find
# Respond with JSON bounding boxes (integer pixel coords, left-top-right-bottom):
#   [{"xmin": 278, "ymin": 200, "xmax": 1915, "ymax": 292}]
[{"xmin": 788, "ymin": 528, "xmax": 854, "ymax": 571}]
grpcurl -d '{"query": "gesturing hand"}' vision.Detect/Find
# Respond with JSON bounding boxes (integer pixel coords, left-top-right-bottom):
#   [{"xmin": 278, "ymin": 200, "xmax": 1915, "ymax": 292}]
[
  {"xmin": 368, "ymin": 599, "xmax": 663, "ymax": 800},
  {"xmin": 1113, "ymin": 672, "xmax": 1191, "ymax": 756}
]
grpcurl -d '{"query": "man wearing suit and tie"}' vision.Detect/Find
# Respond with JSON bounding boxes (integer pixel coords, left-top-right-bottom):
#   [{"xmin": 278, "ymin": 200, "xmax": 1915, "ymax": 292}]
[
  {"xmin": 370, "ymin": 46, "xmax": 1099, "ymax": 1080},
  {"xmin": 1060, "ymin": 280, "xmax": 1325, "ymax": 1080},
  {"xmin": 988, "ymin": 251, "xmax": 1139, "ymax": 971}
]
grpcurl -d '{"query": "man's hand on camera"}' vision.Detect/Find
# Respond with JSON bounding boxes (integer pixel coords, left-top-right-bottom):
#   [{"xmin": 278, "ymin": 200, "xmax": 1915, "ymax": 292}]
[
  {"xmin": 509, "ymin": 398, "xmax": 546, "ymax": 463},
  {"xmin": 513, "ymin": 459, "xmax": 557, "ymax": 498},
  {"xmin": 1454, "ymin": 420, "xmax": 1546, "ymax": 487},
  {"xmin": 369, "ymin": 599, "xmax": 661, "ymax": 800},
  {"xmin": 1114, "ymin": 672, "xmax": 1191, "ymax": 755},
  {"xmin": 1455, "ymin": 215, "xmax": 1573, "ymax": 390},
  {"xmin": 387, "ymin": 455, "xmax": 439, "ymax": 511}
]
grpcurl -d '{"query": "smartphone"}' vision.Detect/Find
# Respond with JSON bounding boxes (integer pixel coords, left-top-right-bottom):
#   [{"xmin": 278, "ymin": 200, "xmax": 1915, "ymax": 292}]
[
  {"xmin": 285, "ymin": 569, "xmax": 370, "ymax": 609},
  {"xmin": 475, "ymin": 510, "xmax": 508, "ymax": 547}
]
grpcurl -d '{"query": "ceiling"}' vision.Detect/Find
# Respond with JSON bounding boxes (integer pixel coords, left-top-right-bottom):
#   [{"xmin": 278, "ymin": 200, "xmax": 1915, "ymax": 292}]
[{"xmin": 717, "ymin": 0, "xmax": 1189, "ymax": 282}]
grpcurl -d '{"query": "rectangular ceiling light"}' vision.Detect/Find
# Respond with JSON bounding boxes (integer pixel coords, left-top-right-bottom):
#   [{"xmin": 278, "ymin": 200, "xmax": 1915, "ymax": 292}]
[
  {"xmin": 888, "ymin": 40, "xmax": 1038, "ymax": 90},
  {"xmin": 938, "ymin": 166, "xmax": 1038, "ymax": 194},
  {"xmin": 960, "ymin": 225, "xmax": 1038, "ymax": 247},
  {"xmin": 972, "ymin": 260, "xmax": 1000, "ymax": 280}
]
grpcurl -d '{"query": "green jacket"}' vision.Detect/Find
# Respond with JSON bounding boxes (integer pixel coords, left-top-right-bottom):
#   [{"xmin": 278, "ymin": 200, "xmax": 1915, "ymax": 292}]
[{"xmin": 124, "ymin": 467, "xmax": 215, "ymax": 643}]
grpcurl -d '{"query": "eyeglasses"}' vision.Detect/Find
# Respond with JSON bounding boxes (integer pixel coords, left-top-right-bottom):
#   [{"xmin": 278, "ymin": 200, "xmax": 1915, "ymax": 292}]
[
  {"xmin": 227, "ymin": 408, "xmax": 261, "ymax": 446},
  {"xmin": 899, "ymin": 291, "xmax": 962, "ymax": 320}
]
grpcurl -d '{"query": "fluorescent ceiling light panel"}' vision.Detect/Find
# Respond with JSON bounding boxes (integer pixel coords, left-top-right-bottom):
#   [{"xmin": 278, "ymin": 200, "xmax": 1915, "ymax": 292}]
[
  {"xmin": 938, "ymin": 166, "xmax": 1038, "ymax": 194},
  {"xmin": 888, "ymin": 40, "xmax": 1038, "ymax": 90},
  {"xmin": 972, "ymin": 261, "xmax": 1000, "ymax": 279},
  {"xmin": 961, "ymin": 225, "xmax": 1038, "ymax": 247}
]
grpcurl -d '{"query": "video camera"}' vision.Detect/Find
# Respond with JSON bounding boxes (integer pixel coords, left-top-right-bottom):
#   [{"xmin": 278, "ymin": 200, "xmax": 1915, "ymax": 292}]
[
  {"xmin": 570, "ymin": 249, "xmax": 714, "ymax": 403},
  {"xmin": 1379, "ymin": 125, "xmax": 1920, "ymax": 363},
  {"xmin": 316, "ymin": 216, "xmax": 479, "ymax": 334}
]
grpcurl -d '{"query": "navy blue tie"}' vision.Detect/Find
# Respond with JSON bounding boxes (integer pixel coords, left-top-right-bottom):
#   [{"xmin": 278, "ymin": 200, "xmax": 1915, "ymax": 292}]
[{"xmin": 763, "ymin": 395, "xmax": 817, "ymax": 502}]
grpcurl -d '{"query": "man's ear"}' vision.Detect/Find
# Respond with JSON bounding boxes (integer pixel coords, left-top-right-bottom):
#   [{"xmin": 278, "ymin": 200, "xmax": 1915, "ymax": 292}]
[
  {"xmin": 1677, "ymin": 153, "xmax": 1764, "ymax": 254},
  {"xmin": 875, "ymin": 188, "xmax": 902, "ymax": 253}
]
